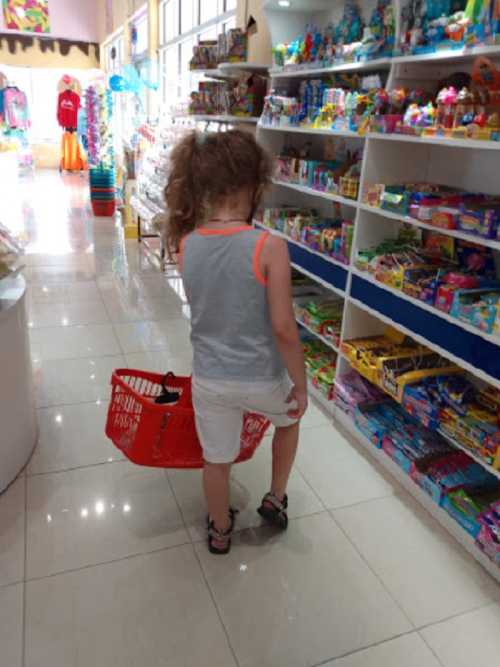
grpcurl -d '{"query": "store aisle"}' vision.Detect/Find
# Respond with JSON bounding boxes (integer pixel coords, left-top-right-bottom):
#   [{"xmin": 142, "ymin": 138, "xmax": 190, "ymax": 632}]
[{"xmin": 1, "ymin": 171, "xmax": 499, "ymax": 667}]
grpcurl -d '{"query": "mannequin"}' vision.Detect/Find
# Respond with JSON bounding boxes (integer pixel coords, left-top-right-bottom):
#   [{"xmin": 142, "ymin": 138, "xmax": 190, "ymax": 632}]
[{"xmin": 57, "ymin": 74, "xmax": 87, "ymax": 172}]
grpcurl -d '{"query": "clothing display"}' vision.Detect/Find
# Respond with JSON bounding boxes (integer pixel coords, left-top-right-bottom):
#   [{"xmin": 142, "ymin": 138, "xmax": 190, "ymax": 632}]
[
  {"xmin": 56, "ymin": 75, "xmax": 86, "ymax": 171},
  {"xmin": 60, "ymin": 130, "xmax": 86, "ymax": 172},
  {"xmin": 57, "ymin": 89, "xmax": 80, "ymax": 130},
  {"xmin": 0, "ymin": 76, "xmax": 32, "ymax": 170},
  {"xmin": 2, "ymin": 86, "xmax": 29, "ymax": 130}
]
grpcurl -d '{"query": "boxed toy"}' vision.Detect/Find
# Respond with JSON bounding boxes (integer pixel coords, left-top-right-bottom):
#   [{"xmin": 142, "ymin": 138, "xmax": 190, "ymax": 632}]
[
  {"xmin": 443, "ymin": 487, "xmax": 500, "ymax": 539},
  {"xmin": 476, "ymin": 501, "xmax": 500, "ymax": 564},
  {"xmin": 458, "ymin": 203, "xmax": 500, "ymax": 240},
  {"xmin": 449, "ymin": 288, "xmax": 500, "ymax": 334}
]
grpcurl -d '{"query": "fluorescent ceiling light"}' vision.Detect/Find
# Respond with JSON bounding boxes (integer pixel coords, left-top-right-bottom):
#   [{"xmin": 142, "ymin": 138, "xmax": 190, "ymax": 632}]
[{"xmin": 278, "ymin": 0, "xmax": 291, "ymax": 6}]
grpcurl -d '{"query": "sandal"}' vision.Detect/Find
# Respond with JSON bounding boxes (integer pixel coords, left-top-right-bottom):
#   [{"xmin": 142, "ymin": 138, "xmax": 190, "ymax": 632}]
[
  {"xmin": 206, "ymin": 508, "xmax": 238, "ymax": 555},
  {"xmin": 257, "ymin": 493, "xmax": 289, "ymax": 530}
]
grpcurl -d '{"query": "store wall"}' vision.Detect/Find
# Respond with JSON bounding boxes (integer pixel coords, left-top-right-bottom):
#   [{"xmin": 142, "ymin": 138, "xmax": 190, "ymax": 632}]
[
  {"xmin": 237, "ymin": 0, "xmax": 272, "ymax": 65},
  {"xmin": 0, "ymin": 41, "xmax": 99, "ymax": 68},
  {"xmin": 110, "ymin": 0, "xmax": 146, "ymax": 36},
  {"xmin": 0, "ymin": 0, "xmax": 100, "ymax": 42},
  {"xmin": 0, "ymin": 0, "xmax": 100, "ymax": 68}
]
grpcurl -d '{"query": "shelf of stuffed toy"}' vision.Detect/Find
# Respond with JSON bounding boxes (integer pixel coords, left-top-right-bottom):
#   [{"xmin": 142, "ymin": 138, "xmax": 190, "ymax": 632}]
[
  {"xmin": 264, "ymin": 0, "xmax": 396, "ymax": 73},
  {"xmin": 0, "ymin": 274, "xmax": 37, "ymax": 493}
]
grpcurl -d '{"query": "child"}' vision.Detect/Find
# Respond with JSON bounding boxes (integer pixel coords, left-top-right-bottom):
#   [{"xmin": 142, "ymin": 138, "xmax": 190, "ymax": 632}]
[{"xmin": 165, "ymin": 130, "xmax": 308, "ymax": 555}]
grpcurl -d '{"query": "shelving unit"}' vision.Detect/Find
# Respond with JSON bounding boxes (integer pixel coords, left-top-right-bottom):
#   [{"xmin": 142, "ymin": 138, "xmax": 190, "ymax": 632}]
[
  {"xmin": 367, "ymin": 132, "xmax": 500, "ymax": 151},
  {"xmin": 296, "ymin": 317, "xmax": 340, "ymax": 354},
  {"xmin": 271, "ymin": 179, "xmax": 360, "ymax": 208},
  {"xmin": 255, "ymin": 220, "xmax": 348, "ymax": 296},
  {"xmin": 358, "ymin": 203, "xmax": 500, "ymax": 251},
  {"xmin": 259, "ymin": 122, "xmax": 364, "ymax": 139},
  {"xmin": 260, "ymin": 0, "xmax": 500, "ymax": 581},
  {"xmin": 351, "ymin": 266, "xmax": 500, "ymax": 349},
  {"xmin": 269, "ymin": 57, "xmax": 392, "ymax": 78},
  {"xmin": 218, "ymin": 62, "xmax": 270, "ymax": 72},
  {"xmin": 187, "ymin": 114, "xmax": 259, "ymax": 124},
  {"xmin": 333, "ymin": 406, "xmax": 500, "ymax": 584}
]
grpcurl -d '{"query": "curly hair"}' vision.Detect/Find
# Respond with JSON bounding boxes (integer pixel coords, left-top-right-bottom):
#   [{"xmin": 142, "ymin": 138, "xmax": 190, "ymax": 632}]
[{"xmin": 164, "ymin": 129, "xmax": 271, "ymax": 252}]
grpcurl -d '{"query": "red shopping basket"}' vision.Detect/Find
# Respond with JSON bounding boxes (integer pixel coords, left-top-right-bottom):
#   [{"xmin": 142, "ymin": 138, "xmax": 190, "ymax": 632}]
[{"xmin": 105, "ymin": 369, "xmax": 271, "ymax": 469}]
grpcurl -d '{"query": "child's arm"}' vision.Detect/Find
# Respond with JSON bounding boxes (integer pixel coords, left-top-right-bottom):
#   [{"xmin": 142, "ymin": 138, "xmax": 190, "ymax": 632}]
[{"xmin": 262, "ymin": 235, "xmax": 308, "ymax": 419}]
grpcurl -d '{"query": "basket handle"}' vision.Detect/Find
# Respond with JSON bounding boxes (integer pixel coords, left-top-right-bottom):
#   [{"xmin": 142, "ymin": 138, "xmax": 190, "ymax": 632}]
[
  {"xmin": 161, "ymin": 371, "xmax": 177, "ymax": 393},
  {"xmin": 161, "ymin": 372, "xmax": 192, "ymax": 408}
]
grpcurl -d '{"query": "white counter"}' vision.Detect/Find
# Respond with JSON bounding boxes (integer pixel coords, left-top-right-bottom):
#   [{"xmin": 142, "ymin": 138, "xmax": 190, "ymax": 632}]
[{"xmin": 0, "ymin": 274, "xmax": 37, "ymax": 493}]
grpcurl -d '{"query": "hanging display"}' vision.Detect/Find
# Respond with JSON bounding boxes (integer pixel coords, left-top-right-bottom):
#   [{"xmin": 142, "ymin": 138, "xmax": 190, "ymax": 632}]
[
  {"xmin": 84, "ymin": 84, "xmax": 116, "ymax": 216},
  {"xmin": 0, "ymin": 74, "xmax": 32, "ymax": 170},
  {"xmin": 2, "ymin": 0, "xmax": 50, "ymax": 34}
]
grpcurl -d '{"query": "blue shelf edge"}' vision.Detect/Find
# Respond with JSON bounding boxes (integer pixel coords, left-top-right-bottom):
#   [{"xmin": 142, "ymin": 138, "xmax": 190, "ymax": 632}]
[
  {"xmin": 351, "ymin": 274, "xmax": 500, "ymax": 383},
  {"xmin": 287, "ymin": 241, "xmax": 348, "ymax": 293}
]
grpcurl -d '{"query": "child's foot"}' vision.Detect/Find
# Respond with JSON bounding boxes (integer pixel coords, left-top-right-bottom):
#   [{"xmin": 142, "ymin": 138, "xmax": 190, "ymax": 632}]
[
  {"xmin": 207, "ymin": 520, "xmax": 233, "ymax": 555},
  {"xmin": 206, "ymin": 509, "xmax": 238, "ymax": 555},
  {"xmin": 257, "ymin": 493, "xmax": 289, "ymax": 530}
]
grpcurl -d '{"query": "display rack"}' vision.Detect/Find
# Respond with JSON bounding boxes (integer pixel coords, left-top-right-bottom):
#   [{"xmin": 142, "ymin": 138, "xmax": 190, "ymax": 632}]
[
  {"xmin": 259, "ymin": 0, "xmax": 500, "ymax": 581},
  {"xmin": 131, "ymin": 119, "xmax": 194, "ymax": 268},
  {"xmin": 189, "ymin": 114, "xmax": 259, "ymax": 124}
]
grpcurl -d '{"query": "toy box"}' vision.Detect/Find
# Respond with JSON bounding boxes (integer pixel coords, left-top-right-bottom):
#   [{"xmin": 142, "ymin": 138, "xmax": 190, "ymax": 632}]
[
  {"xmin": 476, "ymin": 500, "xmax": 500, "ymax": 564},
  {"xmin": 334, "ymin": 371, "xmax": 387, "ymax": 416},
  {"xmin": 379, "ymin": 354, "xmax": 461, "ymax": 403},
  {"xmin": 430, "ymin": 207, "xmax": 460, "ymax": 230},
  {"xmin": 341, "ymin": 336, "xmax": 415, "ymax": 385},
  {"xmin": 443, "ymin": 488, "xmax": 500, "ymax": 539},
  {"xmin": 354, "ymin": 402, "xmax": 391, "ymax": 448},
  {"xmin": 449, "ymin": 288, "xmax": 500, "ymax": 334},
  {"xmin": 380, "ymin": 187, "xmax": 411, "ymax": 215},
  {"xmin": 218, "ymin": 29, "xmax": 247, "ymax": 63},
  {"xmin": 411, "ymin": 452, "xmax": 496, "ymax": 506},
  {"xmin": 363, "ymin": 183, "xmax": 385, "ymax": 207},
  {"xmin": 339, "ymin": 176, "xmax": 359, "ymax": 200},
  {"xmin": 190, "ymin": 41, "xmax": 218, "ymax": 70},
  {"xmin": 458, "ymin": 203, "xmax": 500, "ymax": 240},
  {"xmin": 402, "ymin": 267, "xmax": 443, "ymax": 304}
]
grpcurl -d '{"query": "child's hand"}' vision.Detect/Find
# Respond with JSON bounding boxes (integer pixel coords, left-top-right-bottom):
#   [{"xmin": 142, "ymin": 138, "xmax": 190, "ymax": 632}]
[{"xmin": 286, "ymin": 385, "xmax": 308, "ymax": 420}]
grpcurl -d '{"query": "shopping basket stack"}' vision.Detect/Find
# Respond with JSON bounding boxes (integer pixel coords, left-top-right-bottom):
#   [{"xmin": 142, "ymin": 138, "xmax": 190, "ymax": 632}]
[
  {"xmin": 105, "ymin": 370, "xmax": 270, "ymax": 469},
  {"xmin": 89, "ymin": 166, "xmax": 116, "ymax": 217}
]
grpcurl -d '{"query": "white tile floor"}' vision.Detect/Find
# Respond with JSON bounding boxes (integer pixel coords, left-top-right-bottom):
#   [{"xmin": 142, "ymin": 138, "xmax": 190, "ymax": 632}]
[{"xmin": 1, "ymin": 171, "xmax": 499, "ymax": 666}]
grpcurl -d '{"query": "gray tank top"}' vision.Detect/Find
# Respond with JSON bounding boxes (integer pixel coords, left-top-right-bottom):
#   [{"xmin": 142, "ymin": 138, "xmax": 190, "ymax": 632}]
[{"xmin": 181, "ymin": 226, "xmax": 285, "ymax": 381}]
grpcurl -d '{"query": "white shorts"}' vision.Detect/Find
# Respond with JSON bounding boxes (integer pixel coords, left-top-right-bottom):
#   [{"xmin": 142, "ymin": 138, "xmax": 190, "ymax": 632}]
[{"xmin": 192, "ymin": 374, "xmax": 299, "ymax": 464}]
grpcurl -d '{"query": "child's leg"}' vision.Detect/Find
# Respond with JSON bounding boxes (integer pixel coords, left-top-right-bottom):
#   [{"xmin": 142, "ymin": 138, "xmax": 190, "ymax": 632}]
[
  {"xmin": 203, "ymin": 462, "xmax": 232, "ymax": 531},
  {"xmin": 270, "ymin": 422, "xmax": 299, "ymax": 500}
]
